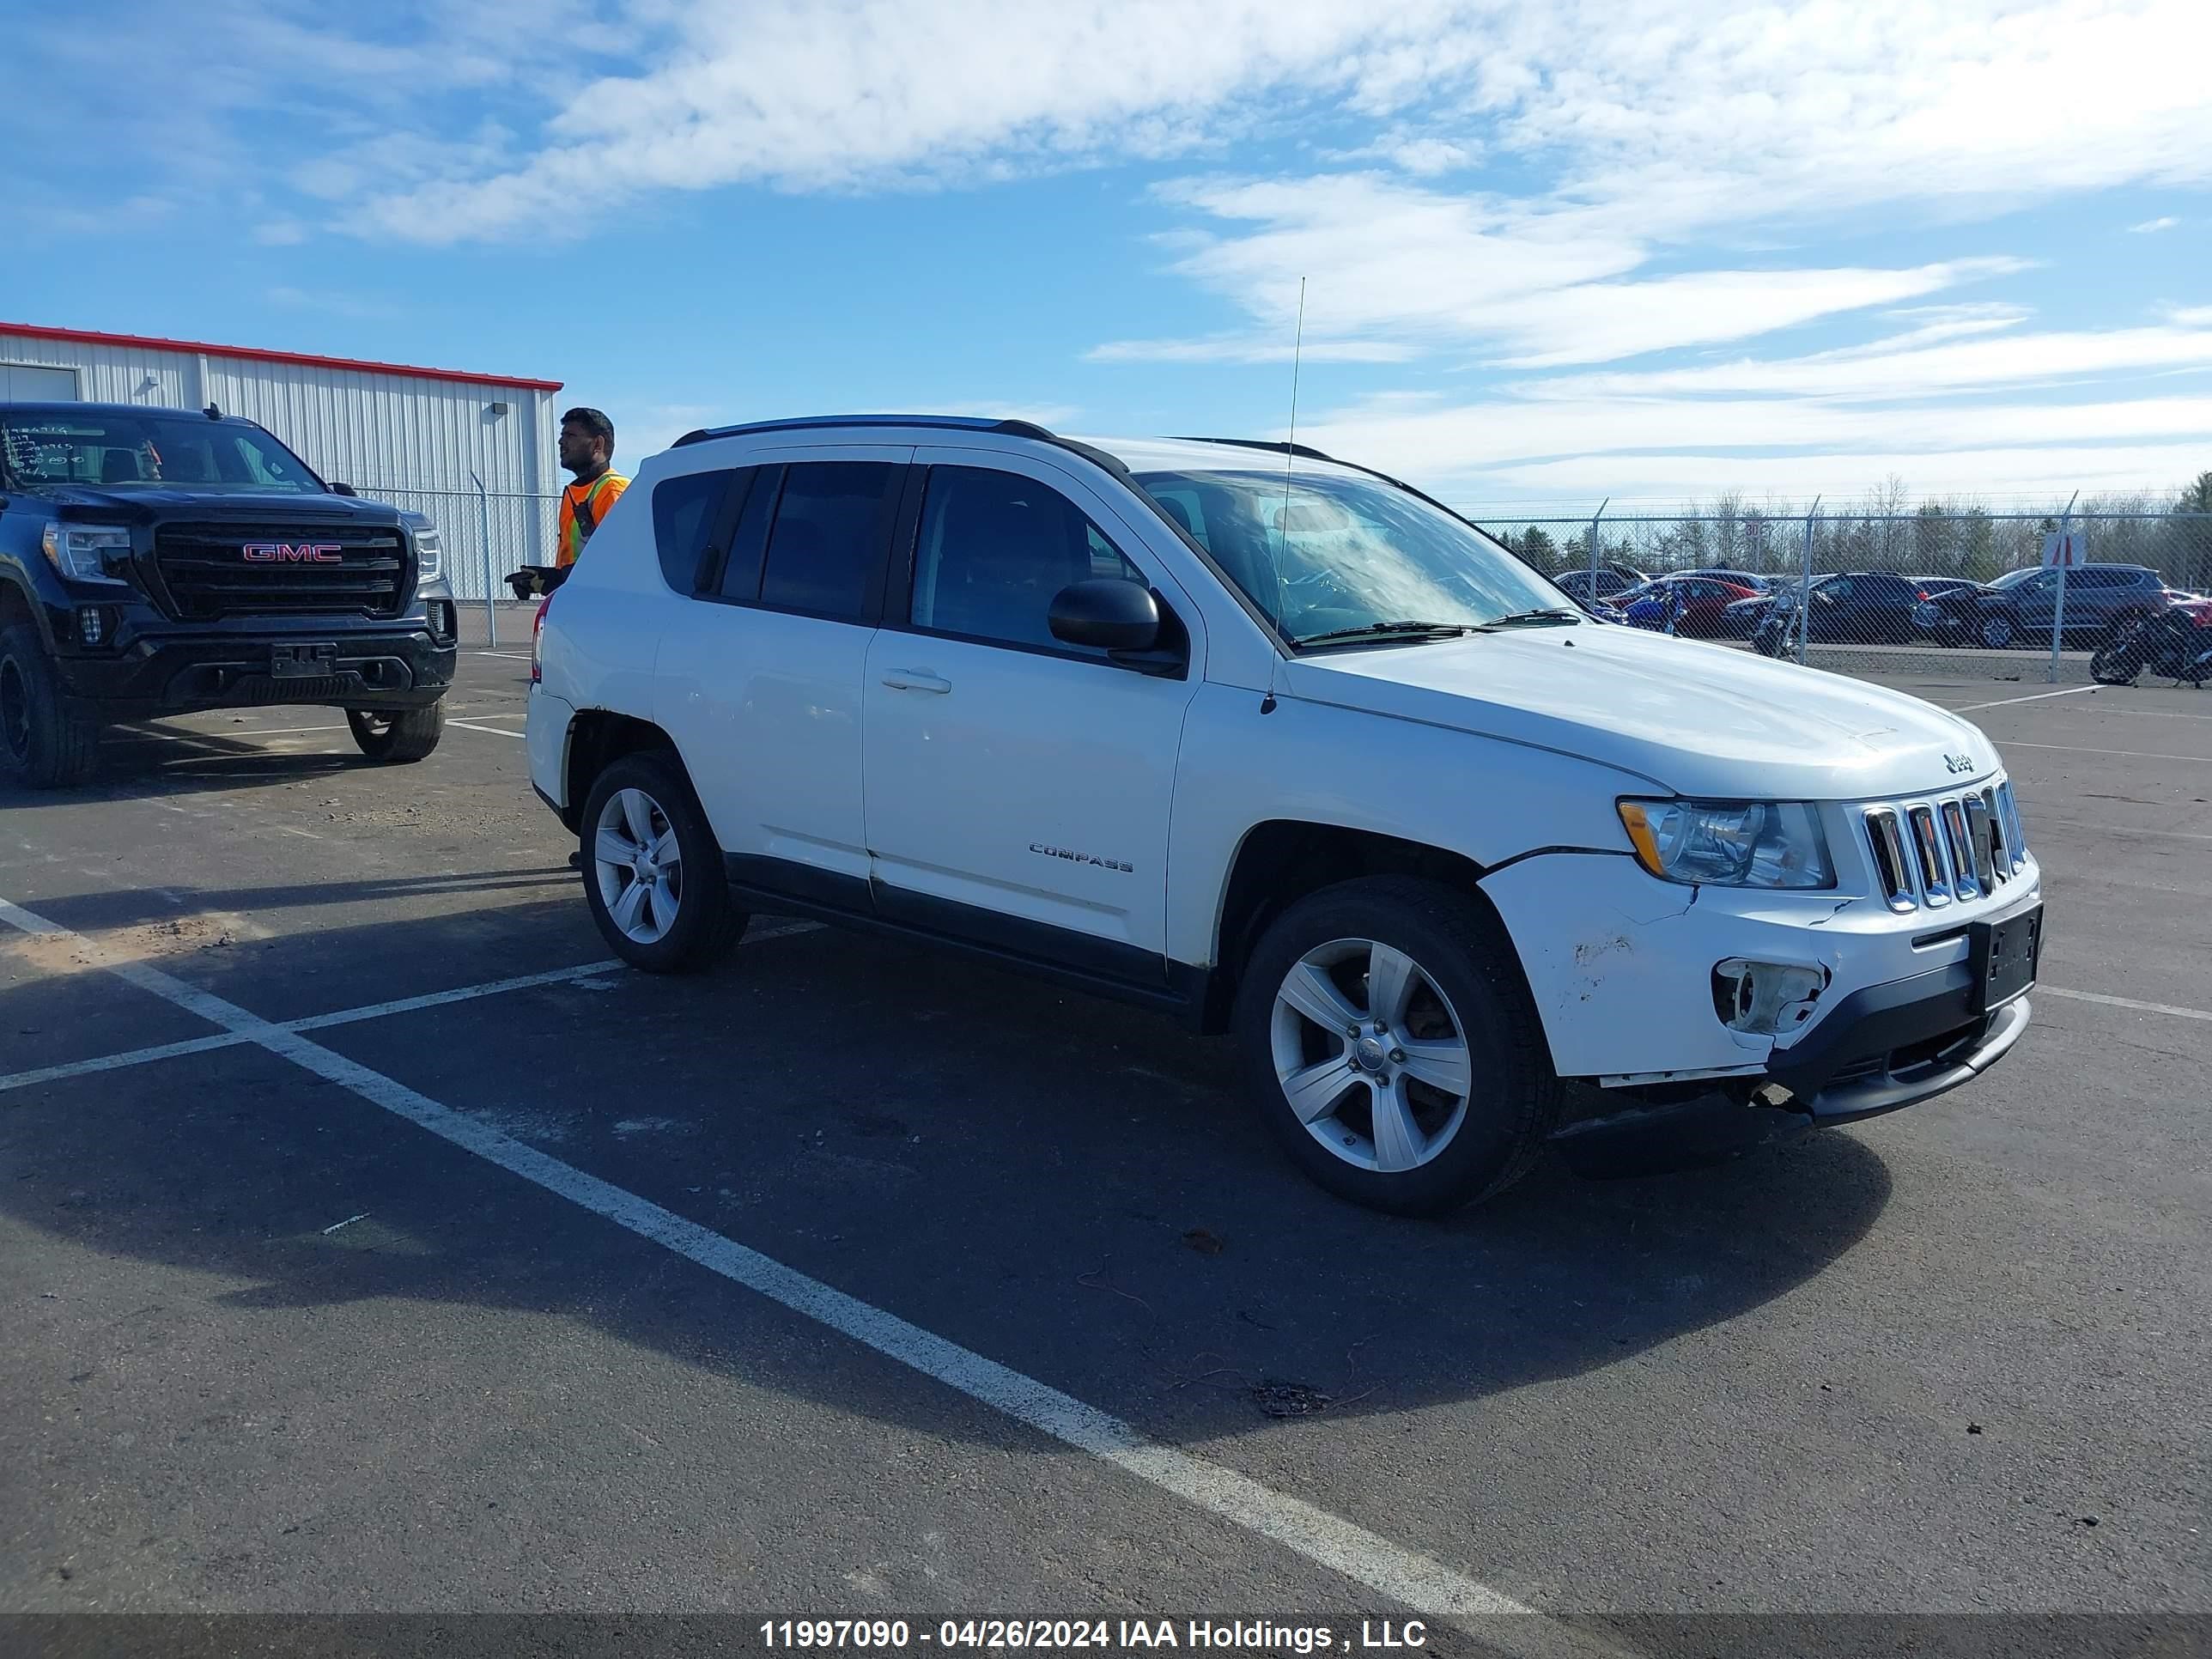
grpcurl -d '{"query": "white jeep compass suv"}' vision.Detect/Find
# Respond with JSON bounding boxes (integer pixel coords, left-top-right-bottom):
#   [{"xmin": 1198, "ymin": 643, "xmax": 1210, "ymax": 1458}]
[{"xmin": 525, "ymin": 416, "xmax": 2042, "ymax": 1214}]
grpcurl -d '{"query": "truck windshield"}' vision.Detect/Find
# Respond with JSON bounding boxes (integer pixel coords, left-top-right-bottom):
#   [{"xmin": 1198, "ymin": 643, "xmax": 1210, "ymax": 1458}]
[
  {"xmin": 1134, "ymin": 467, "xmax": 1573, "ymax": 643},
  {"xmin": 0, "ymin": 411, "xmax": 327, "ymax": 495}
]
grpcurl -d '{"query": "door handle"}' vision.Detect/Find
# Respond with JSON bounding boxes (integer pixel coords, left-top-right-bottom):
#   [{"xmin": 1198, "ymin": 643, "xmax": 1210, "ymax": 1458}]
[{"xmin": 880, "ymin": 669, "xmax": 951, "ymax": 695}]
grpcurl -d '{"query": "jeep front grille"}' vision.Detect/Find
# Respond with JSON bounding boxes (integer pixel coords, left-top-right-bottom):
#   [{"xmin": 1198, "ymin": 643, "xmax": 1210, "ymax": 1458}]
[
  {"xmin": 1863, "ymin": 780, "xmax": 2027, "ymax": 911},
  {"xmin": 153, "ymin": 522, "xmax": 410, "ymax": 621}
]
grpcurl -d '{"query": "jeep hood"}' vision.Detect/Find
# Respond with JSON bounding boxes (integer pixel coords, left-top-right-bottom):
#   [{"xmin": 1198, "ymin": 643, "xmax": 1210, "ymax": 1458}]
[{"xmin": 1282, "ymin": 623, "xmax": 2000, "ymax": 800}]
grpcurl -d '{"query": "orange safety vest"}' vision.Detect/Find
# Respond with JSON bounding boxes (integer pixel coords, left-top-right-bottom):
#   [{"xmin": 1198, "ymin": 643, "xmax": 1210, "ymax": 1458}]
[{"xmin": 556, "ymin": 471, "xmax": 629, "ymax": 568}]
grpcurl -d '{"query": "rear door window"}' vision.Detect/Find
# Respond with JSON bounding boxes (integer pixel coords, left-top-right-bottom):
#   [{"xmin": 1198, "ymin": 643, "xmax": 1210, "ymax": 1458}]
[
  {"xmin": 652, "ymin": 467, "xmax": 744, "ymax": 594},
  {"xmin": 757, "ymin": 461, "xmax": 902, "ymax": 620}
]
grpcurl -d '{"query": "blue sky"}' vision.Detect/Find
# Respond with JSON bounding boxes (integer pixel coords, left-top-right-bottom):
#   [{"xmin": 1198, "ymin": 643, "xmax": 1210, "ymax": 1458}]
[{"xmin": 10, "ymin": 0, "xmax": 2212, "ymax": 511}]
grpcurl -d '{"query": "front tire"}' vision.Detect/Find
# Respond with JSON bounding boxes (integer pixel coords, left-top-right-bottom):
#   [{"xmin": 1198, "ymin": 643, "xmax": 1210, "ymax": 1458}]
[
  {"xmin": 0, "ymin": 623, "xmax": 100, "ymax": 789},
  {"xmin": 580, "ymin": 753, "xmax": 746, "ymax": 974},
  {"xmin": 347, "ymin": 703, "xmax": 444, "ymax": 763},
  {"xmin": 1232, "ymin": 876, "xmax": 1563, "ymax": 1216}
]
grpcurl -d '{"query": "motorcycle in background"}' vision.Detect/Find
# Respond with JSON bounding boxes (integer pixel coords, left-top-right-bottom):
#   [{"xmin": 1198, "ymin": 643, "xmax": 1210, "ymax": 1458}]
[{"xmin": 2090, "ymin": 604, "xmax": 2212, "ymax": 687}]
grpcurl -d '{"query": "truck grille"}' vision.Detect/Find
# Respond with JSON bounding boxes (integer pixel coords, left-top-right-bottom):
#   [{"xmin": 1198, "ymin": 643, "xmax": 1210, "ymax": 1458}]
[
  {"xmin": 1863, "ymin": 780, "xmax": 2027, "ymax": 912},
  {"xmin": 153, "ymin": 523, "xmax": 410, "ymax": 621}
]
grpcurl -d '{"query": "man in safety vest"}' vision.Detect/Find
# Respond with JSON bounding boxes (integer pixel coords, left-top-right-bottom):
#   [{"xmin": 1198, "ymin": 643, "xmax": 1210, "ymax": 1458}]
[{"xmin": 556, "ymin": 406, "xmax": 629, "ymax": 568}]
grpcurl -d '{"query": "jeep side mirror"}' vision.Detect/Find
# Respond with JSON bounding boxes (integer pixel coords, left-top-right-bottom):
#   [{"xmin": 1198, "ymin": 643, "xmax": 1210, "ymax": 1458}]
[
  {"xmin": 329, "ymin": 482, "xmax": 358, "ymax": 497},
  {"xmin": 1048, "ymin": 578, "xmax": 1161, "ymax": 652}
]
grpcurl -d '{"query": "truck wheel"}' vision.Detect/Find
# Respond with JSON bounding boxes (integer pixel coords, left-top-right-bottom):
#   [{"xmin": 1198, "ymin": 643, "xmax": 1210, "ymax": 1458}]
[
  {"xmin": 347, "ymin": 704, "xmax": 444, "ymax": 763},
  {"xmin": 1979, "ymin": 613, "xmax": 2017, "ymax": 649},
  {"xmin": 1232, "ymin": 876, "xmax": 1563, "ymax": 1216},
  {"xmin": 580, "ymin": 752, "xmax": 746, "ymax": 974},
  {"xmin": 0, "ymin": 623, "xmax": 100, "ymax": 789}
]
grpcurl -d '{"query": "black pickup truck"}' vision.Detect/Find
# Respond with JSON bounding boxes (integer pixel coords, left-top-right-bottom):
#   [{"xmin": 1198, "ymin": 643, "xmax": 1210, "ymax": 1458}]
[{"xmin": 0, "ymin": 401, "xmax": 458, "ymax": 787}]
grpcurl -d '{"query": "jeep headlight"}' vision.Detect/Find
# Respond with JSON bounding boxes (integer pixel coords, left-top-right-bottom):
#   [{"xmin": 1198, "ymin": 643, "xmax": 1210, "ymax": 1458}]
[
  {"xmin": 41, "ymin": 522, "xmax": 132, "ymax": 585},
  {"xmin": 413, "ymin": 526, "xmax": 444, "ymax": 582},
  {"xmin": 1618, "ymin": 799, "xmax": 1834, "ymax": 889}
]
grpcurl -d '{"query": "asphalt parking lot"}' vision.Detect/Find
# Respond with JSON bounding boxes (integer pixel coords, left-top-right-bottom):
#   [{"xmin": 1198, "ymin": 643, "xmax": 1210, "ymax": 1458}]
[{"xmin": 3, "ymin": 651, "xmax": 2208, "ymax": 1658}]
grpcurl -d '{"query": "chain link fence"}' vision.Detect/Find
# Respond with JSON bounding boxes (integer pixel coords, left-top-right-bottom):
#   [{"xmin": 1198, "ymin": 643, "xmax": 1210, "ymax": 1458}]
[
  {"xmin": 355, "ymin": 483, "xmax": 560, "ymax": 609},
  {"xmin": 1472, "ymin": 502, "xmax": 2212, "ymax": 683}
]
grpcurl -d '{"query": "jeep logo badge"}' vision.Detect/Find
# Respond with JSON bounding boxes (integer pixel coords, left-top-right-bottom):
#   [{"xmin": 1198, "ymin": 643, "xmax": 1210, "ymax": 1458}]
[
  {"xmin": 242, "ymin": 543, "xmax": 343, "ymax": 563},
  {"xmin": 1944, "ymin": 752, "xmax": 1975, "ymax": 775}
]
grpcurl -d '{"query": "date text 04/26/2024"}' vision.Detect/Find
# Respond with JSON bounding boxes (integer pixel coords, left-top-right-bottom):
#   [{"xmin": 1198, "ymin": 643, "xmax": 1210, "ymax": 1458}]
[{"xmin": 759, "ymin": 1620, "xmax": 1430, "ymax": 1653}]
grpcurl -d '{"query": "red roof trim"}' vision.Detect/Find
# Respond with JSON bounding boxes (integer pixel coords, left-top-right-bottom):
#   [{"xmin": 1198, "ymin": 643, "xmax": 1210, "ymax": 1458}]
[{"xmin": 0, "ymin": 321, "xmax": 562, "ymax": 393}]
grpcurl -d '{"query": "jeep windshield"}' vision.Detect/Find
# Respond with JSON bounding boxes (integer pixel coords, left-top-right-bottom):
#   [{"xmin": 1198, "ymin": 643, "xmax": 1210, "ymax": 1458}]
[
  {"xmin": 1133, "ymin": 467, "xmax": 1572, "ymax": 645},
  {"xmin": 0, "ymin": 410, "xmax": 327, "ymax": 495}
]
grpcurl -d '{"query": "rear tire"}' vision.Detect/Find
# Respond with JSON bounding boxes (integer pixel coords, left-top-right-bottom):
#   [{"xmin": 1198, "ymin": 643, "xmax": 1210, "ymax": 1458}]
[
  {"xmin": 580, "ymin": 752, "xmax": 746, "ymax": 974},
  {"xmin": 1979, "ymin": 613, "xmax": 2018, "ymax": 649},
  {"xmin": 347, "ymin": 703, "xmax": 444, "ymax": 763},
  {"xmin": 1232, "ymin": 875, "xmax": 1563, "ymax": 1217},
  {"xmin": 2089, "ymin": 643, "xmax": 2137, "ymax": 686},
  {"xmin": 0, "ymin": 623, "xmax": 100, "ymax": 789}
]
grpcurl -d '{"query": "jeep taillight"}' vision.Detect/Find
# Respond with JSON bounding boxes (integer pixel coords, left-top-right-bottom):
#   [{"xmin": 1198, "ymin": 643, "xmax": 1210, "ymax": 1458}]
[{"xmin": 531, "ymin": 595, "xmax": 552, "ymax": 684}]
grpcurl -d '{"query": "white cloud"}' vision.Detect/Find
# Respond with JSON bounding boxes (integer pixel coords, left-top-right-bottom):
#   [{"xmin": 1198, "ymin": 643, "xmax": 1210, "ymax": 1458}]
[
  {"xmin": 1512, "ymin": 324, "xmax": 2212, "ymax": 403},
  {"xmin": 1447, "ymin": 441, "xmax": 2212, "ymax": 506},
  {"xmin": 311, "ymin": 0, "xmax": 2212, "ymax": 246},
  {"xmin": 254, "ymin": 220, "xmax": 308, "ymax": 246},
  {"xmin": 2130, "ymin": 216, "xmax": 2181, "ymax": 233},
  {"xmin": 1133, "ymin": 173, "xmax": 2027, "ymax": 365}
]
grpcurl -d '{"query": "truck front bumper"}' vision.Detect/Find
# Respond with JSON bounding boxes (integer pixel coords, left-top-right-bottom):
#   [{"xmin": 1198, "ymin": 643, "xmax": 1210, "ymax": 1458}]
[{"xmin": 52, "ymin": 622, "xmax": 456, "ymax": 720}]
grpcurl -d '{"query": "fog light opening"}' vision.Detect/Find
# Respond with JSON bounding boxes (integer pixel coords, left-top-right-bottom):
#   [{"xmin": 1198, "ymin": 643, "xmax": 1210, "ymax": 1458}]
[
  {"xmin": 1713, "ymin": 958, "xmax": 1829, "ymax": 1036},
  {"xmin": 76, "ymin": 606, "xmax": 112, "ymax": 647}
]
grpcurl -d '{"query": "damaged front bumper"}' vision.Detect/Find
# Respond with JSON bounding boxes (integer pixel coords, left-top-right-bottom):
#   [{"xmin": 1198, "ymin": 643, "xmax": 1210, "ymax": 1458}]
[{"xmin": 1479, "ymin": 852, "xmax": 2043, "ymax": 1174}]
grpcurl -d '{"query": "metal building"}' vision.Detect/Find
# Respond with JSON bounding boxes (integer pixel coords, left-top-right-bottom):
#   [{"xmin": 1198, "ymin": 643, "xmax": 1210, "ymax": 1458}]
[{"xmin": 0, "ymin": 321, "xmax": 563, "ymax": 601}]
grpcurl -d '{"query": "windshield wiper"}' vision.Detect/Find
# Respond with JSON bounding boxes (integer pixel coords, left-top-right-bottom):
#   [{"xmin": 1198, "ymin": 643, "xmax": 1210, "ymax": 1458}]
[
  {"xmin": 1485, "ymin": 608, "xmax": 1582, "ymax": 628},
  {"xmin": 1295, "ymin": 619, "xmax": 1474, "ymax": 648}
]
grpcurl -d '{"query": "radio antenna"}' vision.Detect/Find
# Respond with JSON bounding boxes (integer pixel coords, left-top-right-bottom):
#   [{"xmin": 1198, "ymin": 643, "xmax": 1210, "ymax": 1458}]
[{"xmin": 1273, "ymin": 276, "xmax": 1307, "ymax": 633}]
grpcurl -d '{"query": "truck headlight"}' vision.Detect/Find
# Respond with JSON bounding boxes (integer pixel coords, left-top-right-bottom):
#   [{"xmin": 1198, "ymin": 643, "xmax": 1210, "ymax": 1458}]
[
  {"xmin": 1618, "ymin": 799, "xmax": 1835, "ymax": 890},
  {"xmin": 41, "ymin": 522, "xmax": 132, "ymax": 585},
  {"xmin": 413, "ymin": 526, "xmax": 444, "ymax": 582}
]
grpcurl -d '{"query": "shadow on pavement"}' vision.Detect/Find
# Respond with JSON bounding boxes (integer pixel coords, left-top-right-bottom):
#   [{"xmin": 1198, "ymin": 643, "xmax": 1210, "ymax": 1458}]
[{"xmin": 0, "ymin": 887, "xmax": 1894, "ymax": 1451}]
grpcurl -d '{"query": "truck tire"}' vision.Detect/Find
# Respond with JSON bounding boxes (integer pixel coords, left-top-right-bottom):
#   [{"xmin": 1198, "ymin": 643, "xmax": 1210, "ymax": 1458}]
[
  {"xmin": 347, "ymin": 704, "xmax": 444, "ymax": 763},
  {"xmin": 579, "ymin": 752, "xmax": 746, "ymax": 974},
  {"xmin": 1979, "ymin": 613, "xmax": 2018, "ymax": 649},
  {"xmin": 1232, "ymin": 875, "xmax": 1564, "ymax": 1216},
  {"xmin": 0, "ymin": 623, "xmax": 100, "ymax": 789}
]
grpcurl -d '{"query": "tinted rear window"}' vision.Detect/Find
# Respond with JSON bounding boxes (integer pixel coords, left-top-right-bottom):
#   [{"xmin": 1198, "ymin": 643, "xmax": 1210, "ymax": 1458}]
[
  {"xmin": 651, "ymin": 468, "xmax": 741, "ymax": 593},
  {"xmin": 757, "ymin": 462, "xmax": 900, "ymax": 620}
]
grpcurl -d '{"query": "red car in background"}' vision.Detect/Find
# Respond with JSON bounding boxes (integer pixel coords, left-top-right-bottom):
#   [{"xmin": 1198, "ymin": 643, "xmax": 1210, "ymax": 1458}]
[{"xmin": 1617, "ymin": 575, "xmax": 1763, "ymax": 639}]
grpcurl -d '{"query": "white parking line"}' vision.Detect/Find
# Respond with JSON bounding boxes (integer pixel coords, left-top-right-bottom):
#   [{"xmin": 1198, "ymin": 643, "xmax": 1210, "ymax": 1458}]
[
  {"xmin": 448, "ymin": 719, "xmax": 526, "ymax": 740},
  {"xmin": 2002, "ymin": 740, "xmax": 2212, "ymax": 764},
  {"xmin": 0, "ymin": 891, "xmax": 1610, "ymax": 1658},
  {"xmin": 1950, "ymin": 685, "xmax": 2100, "ymax": 713},
  {"xmin": 0, "ymin": 921, "xmax": 820, "ymax": 1095},
  {"xmin": 477, "ymin": 651, "xmax": 535, "ymax": 662},
  {"xmin": 2043, "ymin": 988, "xmax": 2212, "ymax": 1024}
]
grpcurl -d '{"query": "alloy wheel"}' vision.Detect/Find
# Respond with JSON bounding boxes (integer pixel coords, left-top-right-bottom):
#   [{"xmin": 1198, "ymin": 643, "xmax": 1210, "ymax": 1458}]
[
  {"xmin": 1268, "ymin": 936, "xmax": 1474, "ymax": 1173},
  {"xmin": 593, "ymin": 786, "xmax": 684, "ymax": 945}
]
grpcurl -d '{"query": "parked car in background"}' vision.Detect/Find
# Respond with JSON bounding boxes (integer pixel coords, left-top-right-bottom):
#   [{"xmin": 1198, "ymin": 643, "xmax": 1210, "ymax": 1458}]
[
  {"xmin": 1672, "ymin": 568, "xmax": 1774, "ymax": 592},
  {"xmin": 1619, "ymin": 574, "xmax": 1762, "ymax": 638},
  {"xmin": 1748, "ymin": 570, "xmax": 1930, "ymax": 655},
  {"xmin": 1914, "ymin": 563, "xmax": 2172, "ymax": 649},
  {"xmin": 1552, "ymin": 563, "xmax": 1649, "ymax": 605}
]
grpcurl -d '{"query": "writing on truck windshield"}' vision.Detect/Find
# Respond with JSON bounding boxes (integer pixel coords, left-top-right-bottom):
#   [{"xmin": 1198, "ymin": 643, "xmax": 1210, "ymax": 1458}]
[{"xmin": 0, "ymin": 413, "xmax": 325, "ymax": 494}]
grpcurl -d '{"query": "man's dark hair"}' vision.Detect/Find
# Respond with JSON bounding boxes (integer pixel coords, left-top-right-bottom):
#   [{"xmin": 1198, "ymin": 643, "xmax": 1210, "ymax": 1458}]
[{"xmin": 562, "ymin": 406, "xmax": 615, "ymax": 453}]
